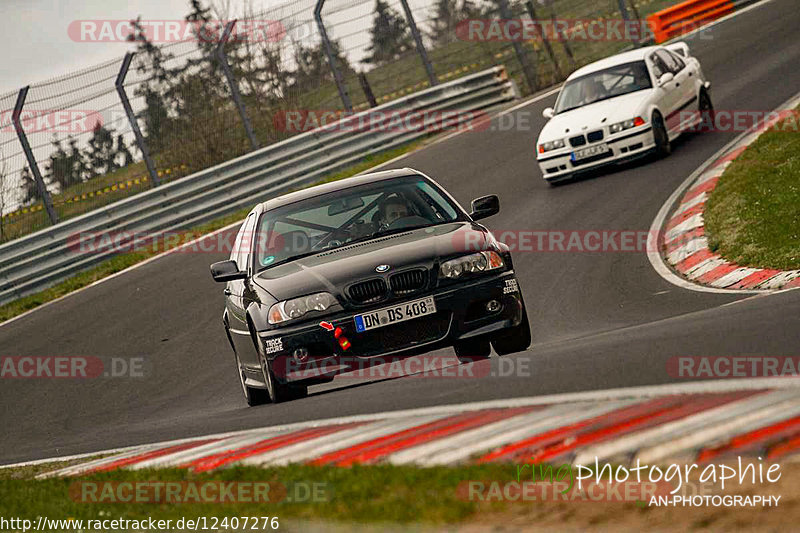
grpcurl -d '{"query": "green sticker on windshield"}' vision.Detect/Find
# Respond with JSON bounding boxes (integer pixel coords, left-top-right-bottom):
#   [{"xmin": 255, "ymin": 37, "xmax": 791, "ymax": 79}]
[{"xmin": 262, "ymin": 255, "xmax": 275, "ymax": 266}]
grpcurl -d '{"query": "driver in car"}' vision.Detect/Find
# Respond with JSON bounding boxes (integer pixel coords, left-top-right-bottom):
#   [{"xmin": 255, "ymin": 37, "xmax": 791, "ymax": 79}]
[{"xmin": 380, "ymin": 196, "xmax": 410, "ymax": 225}]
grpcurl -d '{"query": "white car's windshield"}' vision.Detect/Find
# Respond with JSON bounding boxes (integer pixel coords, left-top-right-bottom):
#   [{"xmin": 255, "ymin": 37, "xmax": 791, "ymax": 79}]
[{"xmin": 555, "ymin": 61, "xmax": 652, "ymax": 114}]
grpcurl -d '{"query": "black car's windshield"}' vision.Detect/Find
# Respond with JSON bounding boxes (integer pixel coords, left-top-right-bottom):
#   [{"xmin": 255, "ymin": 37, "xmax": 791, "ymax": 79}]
[
  {"xmin": 255, "ymin": 176, "xmax": 462, "ymax": 271},
  {"xmin": 555, "ymin": 60, "xmax": 651, "ymax": 114}
]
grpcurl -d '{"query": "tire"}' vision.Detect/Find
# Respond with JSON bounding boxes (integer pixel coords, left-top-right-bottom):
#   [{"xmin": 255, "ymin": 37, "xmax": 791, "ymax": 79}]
[
  {"xmin": 698, "ymin": 89, "xmax": 714, "ymax": 127},
  {"xmin": 454, "ymin": 336, "xmax": 492, "ymax": 364},
  {"xmin": 492, "ymin": 307, "xmax": 532, "ymax": 356},
  {"xmin": 652, "ymin": 111, "xmax": 671, "ymax": 158},
  {"xmin": 261, "ymin": 355, "xmax": 294, "ymax": 403},
  {"xmin": 235, "ymin": 350, "xmax": 269, "ymax": 406}
]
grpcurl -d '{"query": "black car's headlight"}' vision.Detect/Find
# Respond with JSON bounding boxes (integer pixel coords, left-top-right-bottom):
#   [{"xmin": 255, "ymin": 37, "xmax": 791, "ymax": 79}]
[
  {"xmin": 440, "ymin": 251, "xmax": 505, "ymax": 279},
  {"xmin": 268, "ymin": 292, "xmax": 336, "ymax": 324}
]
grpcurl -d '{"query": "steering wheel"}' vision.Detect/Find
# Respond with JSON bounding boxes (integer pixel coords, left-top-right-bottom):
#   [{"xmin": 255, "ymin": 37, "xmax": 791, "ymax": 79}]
[{"xmin": 386, "ymin": 215, "xmax": 431, "ymax": 230}]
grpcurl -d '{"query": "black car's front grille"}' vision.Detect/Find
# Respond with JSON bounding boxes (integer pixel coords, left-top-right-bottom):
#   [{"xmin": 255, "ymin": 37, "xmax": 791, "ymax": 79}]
[
  {"xmin": 389, "ymin": 269, "xmax": 427, "ymax": 295},
  {"xmin": 587, "ymin": 130, "xmax": 604, "ymax": 142},
  {"xmin": 569, "ymin": 135, "xmax": 586, "ymax": 147},
  {"xmin": 353, "ymin": 311, "xmax": 451, "ymax": 357},
  {"xmin": 348, "ymin": 279, "xmax": 388, "ymax": 304}
]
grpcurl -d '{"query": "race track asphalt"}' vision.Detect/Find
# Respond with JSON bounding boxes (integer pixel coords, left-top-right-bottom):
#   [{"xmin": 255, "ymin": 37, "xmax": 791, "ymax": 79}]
[{"xmin": 1, "ymin": 0, "xmax": 799, "ymax": 465}]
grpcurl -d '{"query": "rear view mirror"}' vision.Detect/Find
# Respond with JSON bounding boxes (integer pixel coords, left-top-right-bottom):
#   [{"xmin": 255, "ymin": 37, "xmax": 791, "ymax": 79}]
[
  {"xmin": 658, "ymin": 72, "xmax": 675, "ymax": 86},
  {"xmin": 211, "ymin": 260, "xmax": 246, "ymax": 282},
  {"xmin": 469, "ymin": 195, "xmax": 500, "ymax": 221},
  {"xmin": 328, "ymin": 196, "xmax": 365, "ymax": 216},
  {"xmin": 542, "ymin": 107, "xmax": 555, "ymax": 119}
]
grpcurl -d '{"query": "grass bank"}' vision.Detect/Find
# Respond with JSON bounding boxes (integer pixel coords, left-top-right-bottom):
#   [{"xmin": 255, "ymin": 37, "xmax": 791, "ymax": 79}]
[{"xmin": 705, "ymin": 106, "xmax": 800, "ymax": 270}]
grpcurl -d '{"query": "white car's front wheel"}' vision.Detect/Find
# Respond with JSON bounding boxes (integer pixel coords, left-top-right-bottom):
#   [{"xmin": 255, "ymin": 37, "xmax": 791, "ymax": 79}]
[{"xmin": 652, "ymin": 111, "xmax": 671, "ymax": 158}]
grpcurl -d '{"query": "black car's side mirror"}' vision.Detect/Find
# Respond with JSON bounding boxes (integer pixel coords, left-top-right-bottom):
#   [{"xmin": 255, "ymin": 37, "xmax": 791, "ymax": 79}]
[
  {"xmin": 210, "ymin": 260, "xmax": 246, "ymax": 282},
  {"xmin": 469, "ymin": 195, "xmax": 500, "ymax": 221}
]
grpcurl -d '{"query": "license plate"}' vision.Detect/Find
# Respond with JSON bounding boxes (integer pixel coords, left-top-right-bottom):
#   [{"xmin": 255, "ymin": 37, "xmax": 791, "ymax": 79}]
[
  {"xmin": 571, "ymin": 143, "xmax": 609, "ymax": 161},
  {"xmin": 354, "ymin": 296, "xmax": 436, "ymax": 332}
]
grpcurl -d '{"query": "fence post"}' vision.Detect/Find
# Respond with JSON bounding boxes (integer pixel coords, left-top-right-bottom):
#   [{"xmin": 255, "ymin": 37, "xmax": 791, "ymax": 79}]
[
  {"xmin": 314, "ymin": 0, "xmax": 353, "ymax": 112},
  {"xmin": 358, "ymin": 72, "xmax": 378, "ymax": 107},
  {"xmin": 12, "ymin": 86, "xmax": 58, "ymax": 225},
  {"xmin": 217, "ymin": 20, "xmax": 259, "ymax": 151},
  {"xmin": 399, "ymin": 0, "xmax": 437, "ymax": 87},
  {"xmin": 525, "ymin": 1, "xmax": 562, "ymax": 81},
  {"xmin": 617, "ymin": 0, "xmax": 641, "ymax": 47},
  {"xmin": 550, "ymin": 8, "xmax": 576, "ymax": 70},
  {"xmin": 115, "ymin": 52, "xmax": 161, "ymax": 187},
  {"xmin": 498, "ymin": 0, "xmax": 537, "ymax": 93}
]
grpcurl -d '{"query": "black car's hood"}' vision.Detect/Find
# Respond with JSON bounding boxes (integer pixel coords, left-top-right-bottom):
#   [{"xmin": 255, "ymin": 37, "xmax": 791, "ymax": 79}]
[{"xmin": 253, "ymin": 222, "xmax": 493, "ymax": 301}]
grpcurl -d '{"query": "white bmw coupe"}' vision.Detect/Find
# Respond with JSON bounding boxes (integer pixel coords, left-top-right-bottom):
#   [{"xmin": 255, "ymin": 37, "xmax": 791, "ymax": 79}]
[{"xmin": 536, "ymin": 42, "xmax": 712, "ymax": 184}]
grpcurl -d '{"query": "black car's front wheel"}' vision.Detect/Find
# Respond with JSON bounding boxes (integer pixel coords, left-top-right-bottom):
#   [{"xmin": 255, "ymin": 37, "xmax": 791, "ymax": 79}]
[
  {"xmin": 454, "ymin": 336, "xmax": 492, "ymax": 364},
  {"xmin": 261, "ymin": 355, "xmax": 308, "ymax": 403},
  {"xmin": 492, "ymin": 306, "xmax": 532, "ymax": 356}
]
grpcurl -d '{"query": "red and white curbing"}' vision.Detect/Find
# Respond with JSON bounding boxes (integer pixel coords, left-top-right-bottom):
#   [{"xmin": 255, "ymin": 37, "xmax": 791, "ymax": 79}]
[
  {"xmin": 661, "ymin": 99, "xmax": 800, "ymax": 291},
  {"xmin": 4, "ymin": 379, "xmax": 800, "ymax": 478}
]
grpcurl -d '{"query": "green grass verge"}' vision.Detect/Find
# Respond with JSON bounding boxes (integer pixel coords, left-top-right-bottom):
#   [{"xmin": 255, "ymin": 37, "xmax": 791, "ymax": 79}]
[
  {"xmin": 0, "ymin": 141, "xmax": 425, "ymax": 324},
  {"xmin": 704, "ymin": 106, "xmax": 800, "ymax": 270},
  {"xmin": 0, "ymin": 462, "xmax": 619, "ymax": 526}
]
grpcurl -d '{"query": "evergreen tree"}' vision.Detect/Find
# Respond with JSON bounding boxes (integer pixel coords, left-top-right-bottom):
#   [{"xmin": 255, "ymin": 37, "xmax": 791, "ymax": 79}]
[
  {"xmin": 87, "ymin": 123, "xmax": 119, "ymax": 176},
  {"xmin": 20, "ymin": 166, "xmax": 39, "ymax": 205},
  {"xmin": 364, "ymin": 0, "xmax": 413, "ymax": 66},
  {"xmin": 116, "ymin": 135, "xmax": 135, "ymax": 167}
]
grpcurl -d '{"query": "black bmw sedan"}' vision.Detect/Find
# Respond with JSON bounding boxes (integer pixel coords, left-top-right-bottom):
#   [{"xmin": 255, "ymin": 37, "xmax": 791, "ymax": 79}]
[{"xmin": 211, "ymin": 168, "xmax": 530, "ymax": 405}]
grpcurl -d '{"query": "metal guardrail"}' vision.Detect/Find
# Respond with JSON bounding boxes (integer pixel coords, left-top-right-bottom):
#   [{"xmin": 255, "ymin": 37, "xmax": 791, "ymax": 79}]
[{"xmin": 0, "ymin": 67, "xmax": 517, "ymax": 306}]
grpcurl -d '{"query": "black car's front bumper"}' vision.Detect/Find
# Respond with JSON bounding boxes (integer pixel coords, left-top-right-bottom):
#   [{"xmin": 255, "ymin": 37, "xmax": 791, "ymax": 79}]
[{"xmin": 257, "ymin": 271, "xmax": 524, "ymax": 383}]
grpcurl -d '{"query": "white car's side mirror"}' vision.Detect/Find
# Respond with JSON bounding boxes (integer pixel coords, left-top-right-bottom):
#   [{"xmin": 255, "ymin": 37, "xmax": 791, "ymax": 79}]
[
  {"xmin": 658, "ymin": 72, "xmax": 675, "ymax": 86},
  {"xmin": 542, "ymin": 107, "xmax": 555, "ymax": 119}
]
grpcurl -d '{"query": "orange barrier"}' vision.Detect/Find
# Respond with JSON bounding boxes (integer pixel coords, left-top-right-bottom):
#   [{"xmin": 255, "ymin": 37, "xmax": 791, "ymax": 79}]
[{"xmin": 647, "ymin": 0, "xmax": 734, "ymax": 43}]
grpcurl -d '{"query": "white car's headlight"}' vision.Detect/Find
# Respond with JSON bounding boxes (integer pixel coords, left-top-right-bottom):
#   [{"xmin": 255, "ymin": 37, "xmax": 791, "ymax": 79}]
[
  {"xmin": 538, "ymin": 138, "xmax": 566, "ymax": 154},
  {"xmin": 440, "ymin": 251, "xmax": 505, "ymax": 279},
  {"xmin": 268, "ymin": 292, "xmax": 336, "ymax": 324},
  {"xmin": 609, "ymin": 116, "xmax": 646, "ymax": 133}
]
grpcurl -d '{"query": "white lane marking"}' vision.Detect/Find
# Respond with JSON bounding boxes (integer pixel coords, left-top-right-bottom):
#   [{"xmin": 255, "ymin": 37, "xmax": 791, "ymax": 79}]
[
  {"xmin": 636, "ymin": 391, "xmax": 800, "ymax": 464},
  {"xmin": 647, "ymin": 88, "xmax": 800, "ymax": 294},
  {"xmin": 574, "ymin": 388, "xmax": 800, "ymax": 465},
  {"xmin": 388, "ymin": 400, "xmax": 636, "ymax": 466},
  {"xmin": 361, "ymin": 87, "xmax": 561, "ymax": 175},
  {"xmin": 10, "ymin": 378, "xmax": 800, "ymax": 472},
  {"xmin": 710, "ymin": 267, "xmax": 760, "ymax": 288},
  {"xmin": 495, "ymin": 87, "xmax": 561, "ymax": 117},
  {"xmin": 666, "ymin": 237, "xmax": 708, "ymax": 265}
]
